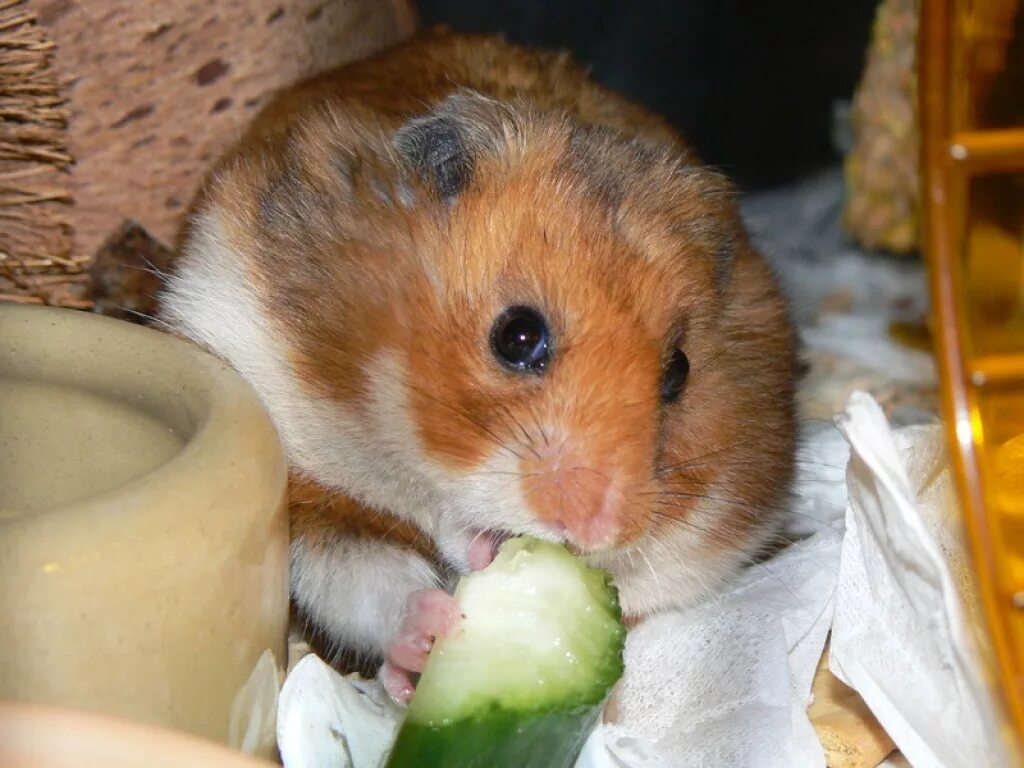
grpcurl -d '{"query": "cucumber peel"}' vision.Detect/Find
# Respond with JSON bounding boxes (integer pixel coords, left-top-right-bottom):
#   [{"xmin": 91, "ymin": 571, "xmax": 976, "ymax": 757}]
[{"xmin": 385, "ymin": 536, "xmax": 626, "ymax": 767}]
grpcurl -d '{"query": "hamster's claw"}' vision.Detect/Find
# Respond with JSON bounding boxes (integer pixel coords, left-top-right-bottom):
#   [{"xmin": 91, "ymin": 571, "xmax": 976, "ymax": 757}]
[{"xmin": 381, "ymin": 588, "xmax": 460, "ymax": 704}]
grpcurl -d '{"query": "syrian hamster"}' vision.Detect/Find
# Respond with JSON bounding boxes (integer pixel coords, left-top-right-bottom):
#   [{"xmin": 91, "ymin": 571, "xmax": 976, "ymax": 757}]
[{"xmin": 160, "ymin": 30, "xmax": 797, "ymax": 701}]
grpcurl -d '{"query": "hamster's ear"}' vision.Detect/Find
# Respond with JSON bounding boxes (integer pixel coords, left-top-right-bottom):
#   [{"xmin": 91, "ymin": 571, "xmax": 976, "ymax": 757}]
[{"xmin": 393, "ymin": 90, "xmax": 516, "ymax": 205}]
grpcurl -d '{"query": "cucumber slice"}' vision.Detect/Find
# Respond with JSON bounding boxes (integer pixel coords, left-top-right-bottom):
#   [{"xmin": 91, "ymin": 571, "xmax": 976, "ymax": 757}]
[{"xmin": 385, "ymin": 537, "xmax": 626, "ymax": 768}]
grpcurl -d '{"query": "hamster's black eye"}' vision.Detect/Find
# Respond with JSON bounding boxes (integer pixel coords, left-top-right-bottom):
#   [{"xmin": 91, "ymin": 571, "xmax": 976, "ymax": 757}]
[
  {"xmin": 661, "ymin": 349, "xmax": 690, "ymax": 403},
  {"xmin": 491, "ymin": 306, "xmax": 550, "ymax": 373}
]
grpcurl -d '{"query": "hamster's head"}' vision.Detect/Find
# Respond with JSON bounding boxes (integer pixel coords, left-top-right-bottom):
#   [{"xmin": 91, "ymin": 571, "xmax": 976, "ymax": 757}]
[{"xmin": 164, "ymin": 90, "xmax": 796, "ymax": 605}]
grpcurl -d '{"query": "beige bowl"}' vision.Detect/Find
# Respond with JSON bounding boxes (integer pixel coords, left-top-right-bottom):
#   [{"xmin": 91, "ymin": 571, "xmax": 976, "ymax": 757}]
[
  {"xmin": 0, "ymin": 702, "xmax": 278, "ymax": 767},
  {"xmin": 0, "ymin": 305, "xmax": 290, "ymax": 757}
]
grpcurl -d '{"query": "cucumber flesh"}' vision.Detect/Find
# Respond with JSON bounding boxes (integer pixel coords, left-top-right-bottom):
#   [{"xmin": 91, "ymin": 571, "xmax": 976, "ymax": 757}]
[{"xmin": 386, "ymin": 536, "xmax": 625, "ymax": 768}]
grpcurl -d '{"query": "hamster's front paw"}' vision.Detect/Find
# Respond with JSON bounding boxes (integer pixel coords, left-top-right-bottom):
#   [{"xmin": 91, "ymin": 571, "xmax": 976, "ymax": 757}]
[{"xmin": 380, "ymin": 589, "xmax": 461, "ymax": 704}]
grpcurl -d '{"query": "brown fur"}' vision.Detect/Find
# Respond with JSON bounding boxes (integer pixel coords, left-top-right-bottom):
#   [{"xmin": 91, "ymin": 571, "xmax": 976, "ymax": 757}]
[
  {"xmin": 187, "ymin": 28, "xmax": 797, "ymax": 618},
  {"xmin": 232, "ymin": 30, "xmax": 680, "ymax": 156},
  {"xmin": 289, "ymin": 474, "xmax": 439, "ymax": 564}
]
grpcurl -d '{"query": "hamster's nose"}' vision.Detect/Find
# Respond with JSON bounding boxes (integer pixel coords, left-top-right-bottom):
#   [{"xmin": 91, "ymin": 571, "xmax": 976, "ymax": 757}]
[{"xmin": 524, "ymin": 464, "xmax": 622, "ymax": 551}]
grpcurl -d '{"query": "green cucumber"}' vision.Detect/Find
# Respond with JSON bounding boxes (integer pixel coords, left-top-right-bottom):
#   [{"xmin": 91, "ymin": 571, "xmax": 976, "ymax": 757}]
[{"xmin": 385, "ymin": 536, "xmax": 626, "ymax": 768}]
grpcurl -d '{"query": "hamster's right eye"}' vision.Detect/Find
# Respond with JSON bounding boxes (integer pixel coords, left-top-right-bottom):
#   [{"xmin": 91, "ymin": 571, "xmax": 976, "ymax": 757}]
[
  {"xmin": 491, "ymin": 307, "xmax": 550, "ymax": 373},
  {"xmin": 661, "ymin": 349, "xmax": 690, "ymax": 404}
]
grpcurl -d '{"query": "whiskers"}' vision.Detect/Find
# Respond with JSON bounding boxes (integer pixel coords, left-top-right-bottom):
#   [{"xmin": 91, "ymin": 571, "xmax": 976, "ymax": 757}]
[
  {"xmin": 406, "ymin": 383, "xmax": 532, "ymax": 463},
  {"xmin": 404, "ymin": 384, "xmax": 564, "ymax": 479},
  {"xmin": 495, "ymin": 401, "xmax": 541, "ymax": 460},
  {"xmin": 654, "ymin": 441, "xmax": 748, "ymax": 477},
  {"xmin": 117, "ymin": 306, "xmax": 179, "ymax": 333},
  {"xmin": 88, "ymin": 254, "xmax": 181, "ymax": 334},
  {"xmin": 122, "ymin": 256, "xmax": 171, "ymax": 282},
  {"xmin": 638, "ymin": 438, "xmax": 847, "ymax": 567}
]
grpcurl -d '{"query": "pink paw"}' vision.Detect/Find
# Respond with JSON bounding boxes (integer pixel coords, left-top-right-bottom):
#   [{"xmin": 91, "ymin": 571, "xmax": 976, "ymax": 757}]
[{"xmin": 381, "ymin": 589, "xmax": 461, "ymax": 704}]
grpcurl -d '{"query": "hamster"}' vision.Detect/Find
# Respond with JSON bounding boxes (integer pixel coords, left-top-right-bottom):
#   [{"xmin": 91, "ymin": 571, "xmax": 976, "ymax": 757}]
[{"xmin": 159, "ymin": 30, "xmax": 797, "ymax": 702}]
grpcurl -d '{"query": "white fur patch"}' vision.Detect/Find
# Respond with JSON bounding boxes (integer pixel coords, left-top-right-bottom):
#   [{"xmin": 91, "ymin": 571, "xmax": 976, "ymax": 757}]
[
  {"xmin": 161, "ymin": 211, "xmax": 454, "ymax": 650},
  {"xmin": 160, "ymin": 209, "xmax": 765, "ymax": 640},
  {"xmin": 163, "ymin": 215, "xmax": 575, "ymax": 575},
  {"xmin": 161, "ymin": 212, "xmax": 442, "ymax": 527},
  {"xmin": 290, "ymin": 534, "xmax": 440, "ymax": 655}
]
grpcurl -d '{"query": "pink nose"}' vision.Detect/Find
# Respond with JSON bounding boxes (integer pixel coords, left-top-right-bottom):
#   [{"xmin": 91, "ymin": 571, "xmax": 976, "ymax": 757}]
[{"xmin": 526, "ymin": 466, "xmax": 621, "ymax": 550}]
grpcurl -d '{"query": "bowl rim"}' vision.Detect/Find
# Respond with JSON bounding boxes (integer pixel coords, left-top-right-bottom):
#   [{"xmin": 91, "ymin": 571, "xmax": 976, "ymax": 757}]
[
  {"xmin": 0, "ymin": 701, "xmax": 278, "ymax": 767},
  {"xmin": 0, "ymin": 303, "xmax": 286, "ymax": 529}
]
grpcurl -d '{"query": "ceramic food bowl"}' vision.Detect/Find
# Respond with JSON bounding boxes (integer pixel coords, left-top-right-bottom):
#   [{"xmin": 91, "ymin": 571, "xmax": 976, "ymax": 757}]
[
  {"xmin": 0, "ymin": 702, "xmax": 277, "ymax": 767},
  {"xmin": 0, "ymin": 305, "xmax": 289, "ymax": 757}
]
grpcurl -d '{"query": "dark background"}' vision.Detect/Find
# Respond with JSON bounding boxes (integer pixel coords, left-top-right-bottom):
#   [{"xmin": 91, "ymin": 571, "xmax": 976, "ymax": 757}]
[{"xmin": 415, "ymin": 0, "xmax": 880, "ymax": 190}]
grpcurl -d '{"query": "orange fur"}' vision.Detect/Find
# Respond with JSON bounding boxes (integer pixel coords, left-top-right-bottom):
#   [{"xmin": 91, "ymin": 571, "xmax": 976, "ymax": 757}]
[
  {"xmin": 173, "ymin": 28, "xmax": 798, "ymax": 639},
  {"xmin": 290, "ymin": 474, "xmax": 439, "ymax": 564}
]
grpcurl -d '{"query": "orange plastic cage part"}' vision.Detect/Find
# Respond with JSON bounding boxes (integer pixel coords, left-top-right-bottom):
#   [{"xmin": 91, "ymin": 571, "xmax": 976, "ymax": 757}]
[{"xmin": 920, "ymin": 0, "xmax": 1024, "ymax": 749}]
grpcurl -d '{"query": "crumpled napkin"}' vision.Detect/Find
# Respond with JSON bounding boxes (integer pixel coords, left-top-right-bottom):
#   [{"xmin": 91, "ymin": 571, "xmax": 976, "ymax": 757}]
[
  {"xmin": 278, "ymin": 654, "xmax": 402, "ymax": 768},
  {"xmin": 275, "ymin": 392, "xmax": 1009, "ymax": 768},
  {"xmin": 830, "ymin": 391, "xmax": 1009, "ymax": 767},
  {"xmin": 593, "ymin": 529, "xmax": 840, "ymax": 768}
]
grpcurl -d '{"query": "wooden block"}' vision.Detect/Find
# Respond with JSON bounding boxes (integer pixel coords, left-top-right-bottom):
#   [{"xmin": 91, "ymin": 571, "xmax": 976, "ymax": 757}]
[
  {"xmin": 809, "ymin": 646, "xmax": 897, "ymax": 768},
  {"xmin": 32, "ymin": 0, "xmax": 414, "ymax": 261}
]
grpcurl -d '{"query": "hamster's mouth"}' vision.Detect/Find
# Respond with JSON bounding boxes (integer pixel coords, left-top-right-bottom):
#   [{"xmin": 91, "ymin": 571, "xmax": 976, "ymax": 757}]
[
  {"xmin": 465, "ymin": 526, "xmax": 581, "ymax": 570},
  {"xmin": 466, "ymin": 529, "xmax": 512, "ymax": 571}
]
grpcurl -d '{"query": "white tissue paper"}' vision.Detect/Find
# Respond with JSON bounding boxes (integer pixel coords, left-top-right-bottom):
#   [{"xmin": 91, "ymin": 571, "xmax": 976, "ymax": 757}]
[
  {"xmin": 278, "ymin": 654, "xmax": 402, "ymax": 768},
  {"xmin": 596, "ymin": 529, "xmax": 841, "ymax": 768},
  {"xmin": 830, "ymin": 391, "xmax": 1008, "ymax": 768},
  {"xmin": 276, "ymin": 392, "xmax": 1007, "ymax": 768}
]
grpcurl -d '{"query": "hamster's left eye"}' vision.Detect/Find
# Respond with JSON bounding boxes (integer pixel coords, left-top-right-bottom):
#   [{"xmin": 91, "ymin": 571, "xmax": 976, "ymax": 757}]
[
  {"xmin": 491, "ymin": 306, "xmax": 550, "ymax": 373},
  {"xmin": 661, "ymin": 349, "xmax": 690, "ymax": 404}
]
